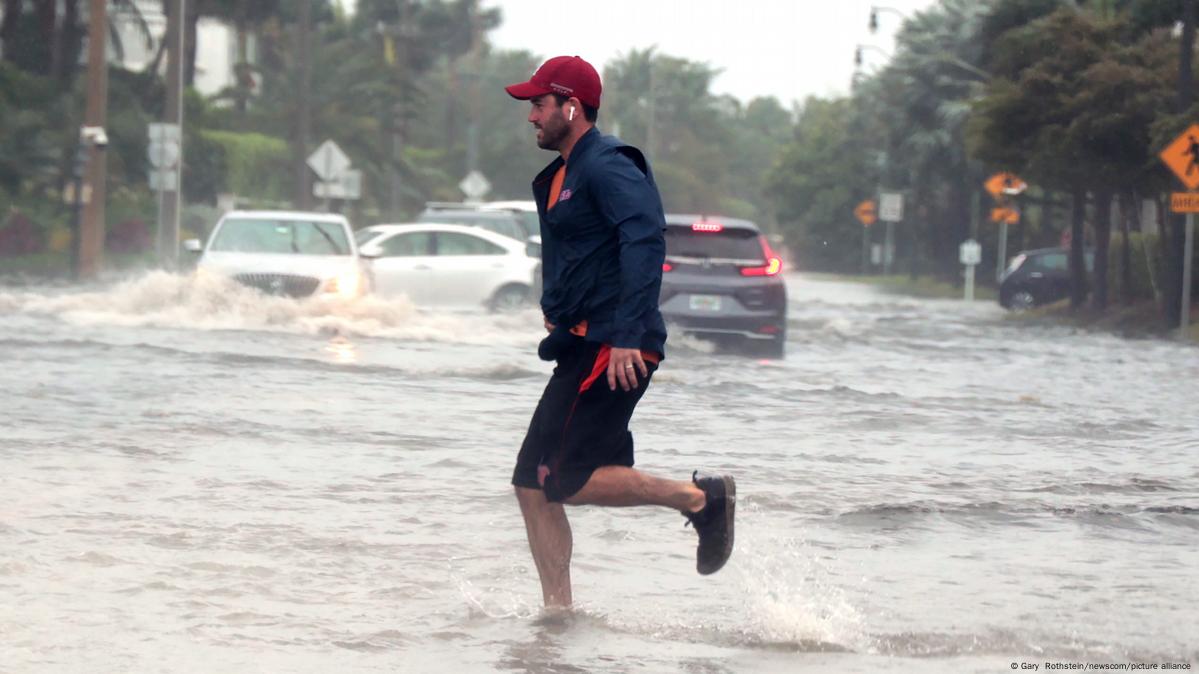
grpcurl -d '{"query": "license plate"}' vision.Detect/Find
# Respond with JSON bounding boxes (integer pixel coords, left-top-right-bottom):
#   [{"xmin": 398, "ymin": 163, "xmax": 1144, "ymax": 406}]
[{"xmin": 689, "ymin": 294, "xmax": 722, "ymax": 311}]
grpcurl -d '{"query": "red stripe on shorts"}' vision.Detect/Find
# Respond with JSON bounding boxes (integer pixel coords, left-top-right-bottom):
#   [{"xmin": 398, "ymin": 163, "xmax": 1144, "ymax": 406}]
[{"xmin": 577, "ymin": 344, "xmax": 611, "ymax": 394}]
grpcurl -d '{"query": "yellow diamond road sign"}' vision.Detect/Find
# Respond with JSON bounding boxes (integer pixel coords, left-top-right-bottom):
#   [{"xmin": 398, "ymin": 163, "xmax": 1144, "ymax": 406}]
[{"xmin": 1160, "ymin": 124, "xmax": 1199, "ymax": 191}]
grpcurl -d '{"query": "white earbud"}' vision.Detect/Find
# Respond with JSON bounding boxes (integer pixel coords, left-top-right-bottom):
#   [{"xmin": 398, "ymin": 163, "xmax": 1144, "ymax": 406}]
[{"xmin": 568, "ymin": 107, "xmax": 575, "ymax": 121}]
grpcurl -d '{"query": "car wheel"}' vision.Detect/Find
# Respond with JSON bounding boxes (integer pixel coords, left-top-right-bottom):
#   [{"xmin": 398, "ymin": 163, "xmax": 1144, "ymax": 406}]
[
  {"xmin": 489, "ymin": 284, "xmax": 530, "ymax": 312},
  {"xmin": 1008, "ymin": 290, "xmax": 1036, "ymax": 311}
]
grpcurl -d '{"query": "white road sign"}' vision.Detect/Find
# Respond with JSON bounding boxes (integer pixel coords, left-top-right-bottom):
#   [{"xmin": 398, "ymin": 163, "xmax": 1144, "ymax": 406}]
[
  {"xmin": 149, "ymin": 169, "xmax": 178, "ymax": 192},
  {"xmin": 313, "ymin": 169, "xmax": 362, "ymax": 200},
  {"xmin": 459, "ymin": 170, "xmax": 492, "ymax": 200},
  {"xmin": 960, "ymin": 239, "xmax": 982, "ymax": 266},
  {"xmin": 879, "ymin": 192, "xmax": 904, "ymax": 222},
  {"xmin": 307, "ymin": 140, "xmax": 351, "ymax": 182},
  {"xmin": 148, "ymin": 123, "xmax": 180, "ymax": 143},
  {"xmin": 147, "ymin": 140, "xmax": 180, "ymax": 169}
]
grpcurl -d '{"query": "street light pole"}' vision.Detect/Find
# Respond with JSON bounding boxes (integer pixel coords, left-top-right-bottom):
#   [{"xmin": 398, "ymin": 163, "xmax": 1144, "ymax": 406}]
[
  {"xmin": 869, "ymin": 6, "xmax": 908, "ymax": 33},
  {"xmin": 855, "ymin": 44, "xmax": 891, "ymax": 69}
]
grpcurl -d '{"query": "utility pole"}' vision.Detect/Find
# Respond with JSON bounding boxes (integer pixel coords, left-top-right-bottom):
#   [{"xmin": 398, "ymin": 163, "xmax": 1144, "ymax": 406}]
[
  {"xmin": 294, "ymin": 0, "xmax": 313, "ymax": 209},
  {"xmin": 79, "ymin": 0, "xmax": 110, "ymax": 278},
  {"xmin": 465, "ymin": 6, "xmax": 482, "ymax": 178},
  {"xmin": 387, "ymin": 2, "xmax": 411, "ymax": 220},
  {"xmin": 161, "ymin": 0, "xmax": 185, "ymax": 268}
]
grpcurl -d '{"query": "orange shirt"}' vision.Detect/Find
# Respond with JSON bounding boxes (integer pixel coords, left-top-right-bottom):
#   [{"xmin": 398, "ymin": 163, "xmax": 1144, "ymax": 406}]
[{"xmin": 547, "ymin": 165, "xmax": 566, "ymax": 211}]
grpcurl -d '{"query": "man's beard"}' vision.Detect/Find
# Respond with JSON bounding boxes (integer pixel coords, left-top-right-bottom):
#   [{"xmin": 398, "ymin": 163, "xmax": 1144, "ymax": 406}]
[{"xmin": 537, "ymin": 114, "xmax": 570, "ymax": 150}]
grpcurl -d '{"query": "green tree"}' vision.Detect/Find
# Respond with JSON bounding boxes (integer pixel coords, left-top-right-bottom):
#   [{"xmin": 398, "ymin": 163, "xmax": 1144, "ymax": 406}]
[
  {"xmin": 599, "ymin": 49, "xmax": 786, "ymax": 223},
  {"xmin": 970, "ymin": 9, "xmax": 1108, "ymax": 307},
  {"xmin": 971, "ymin": 6, "xmax": 1178, "ymax": 309},
  {"xmin": 768, "ymin": 96, "xmax": 877, "ymax": 271}
]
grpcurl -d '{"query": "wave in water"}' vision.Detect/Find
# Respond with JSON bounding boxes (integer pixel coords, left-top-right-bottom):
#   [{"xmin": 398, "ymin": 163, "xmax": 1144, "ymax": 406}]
[{"xmin": 834, "ymin": 499, "xmax": 1199, "ymax": 529}]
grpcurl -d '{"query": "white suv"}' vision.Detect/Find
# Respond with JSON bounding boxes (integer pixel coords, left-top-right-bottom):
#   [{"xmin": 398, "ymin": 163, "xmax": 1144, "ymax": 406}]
[{"xmin": 185, "ymin": 210, "xmax": 368, "ymax": 299}]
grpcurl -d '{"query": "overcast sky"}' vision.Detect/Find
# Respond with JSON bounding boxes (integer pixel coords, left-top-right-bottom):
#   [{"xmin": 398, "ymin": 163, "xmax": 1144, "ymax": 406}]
[
  {"xmin": 484, "ymin": 0, "xmax": 942, "ymax": 107},
  {"xmin": 338, "ymin": 0, "xmax": 943, "ymax": 107}
]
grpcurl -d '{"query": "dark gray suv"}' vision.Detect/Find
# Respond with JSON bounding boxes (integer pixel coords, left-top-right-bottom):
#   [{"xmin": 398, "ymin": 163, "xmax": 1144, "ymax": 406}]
[{"xmin": 658, "ymin": 214, "xmax": 788, "ymax": 358}]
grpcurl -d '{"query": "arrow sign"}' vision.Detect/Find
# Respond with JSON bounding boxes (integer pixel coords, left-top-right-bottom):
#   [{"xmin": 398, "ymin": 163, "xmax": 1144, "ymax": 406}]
[
  {"xmin": 985, "ymin": 172, "xmax": 1027, "ymax": 199},
  {"xmin": 990, "ymin": 206, "xmax": 1020, "ymax": 224},
  {"xmin": 854, "ymin": 199, "xmax": 877, "ymax": 227},
  {"xmin": 307, "ymin": 140, "xmax": 351, "ymax": 182}
]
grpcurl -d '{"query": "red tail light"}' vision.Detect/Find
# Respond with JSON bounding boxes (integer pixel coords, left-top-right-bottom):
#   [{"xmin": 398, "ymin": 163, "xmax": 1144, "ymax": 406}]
[
  {"xmin": 691, "ymin": 222, "xmax": 724, "ymax": 233},
  {"xmin": 740, "ymin": 236, "xmax": 783, "ymax": 277},
  {"xmin": 662, "ymin": 262, "xmax": 674, "ymax": 272}
]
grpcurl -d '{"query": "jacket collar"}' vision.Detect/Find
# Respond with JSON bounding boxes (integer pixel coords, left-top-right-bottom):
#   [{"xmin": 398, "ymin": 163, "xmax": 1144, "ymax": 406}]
[
  {"xmin": 566, "ymin": 126, "xmax": 601, "ymax": 165},
  {"xmin": 533, "ymin": 126, "xmax": 602, "ymax": 185}
]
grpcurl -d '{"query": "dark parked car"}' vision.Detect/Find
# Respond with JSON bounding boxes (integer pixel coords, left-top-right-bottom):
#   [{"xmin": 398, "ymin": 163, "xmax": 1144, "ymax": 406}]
[
  {"xmin": 658, "ymin": 214, "xmax": 788, "ymax": 358},
  {"xmin": 999, "ymin": 247, "xmax": 1094, "ymax": 310}
]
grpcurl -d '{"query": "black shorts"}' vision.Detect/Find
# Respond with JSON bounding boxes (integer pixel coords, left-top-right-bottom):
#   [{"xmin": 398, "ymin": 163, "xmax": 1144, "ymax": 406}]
[{"xmin": 512, "ymin": 338, "xmax": 658, "ymax": 502}]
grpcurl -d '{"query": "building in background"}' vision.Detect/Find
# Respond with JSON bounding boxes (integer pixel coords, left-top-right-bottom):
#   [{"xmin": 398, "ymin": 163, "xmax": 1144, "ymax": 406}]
[{"xmin": 109, "ymin": 0, "xmax": 254, "ymax": 99}]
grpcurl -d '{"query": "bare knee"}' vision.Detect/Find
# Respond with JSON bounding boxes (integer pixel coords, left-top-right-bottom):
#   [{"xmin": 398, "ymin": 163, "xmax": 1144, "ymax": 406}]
[{"xmin": 515, "ymin": 485, "xmax": 548, "ymax": 510}]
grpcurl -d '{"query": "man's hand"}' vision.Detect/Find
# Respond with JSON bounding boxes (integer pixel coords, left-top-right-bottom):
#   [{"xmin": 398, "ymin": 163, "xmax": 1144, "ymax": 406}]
[
  {"xmin": 544, "ymin": 316, "xmax": 555, "ymax": 333},
  {"xmin": 607, "ymin": 347, "xmax": 648, "ymax": 392}
]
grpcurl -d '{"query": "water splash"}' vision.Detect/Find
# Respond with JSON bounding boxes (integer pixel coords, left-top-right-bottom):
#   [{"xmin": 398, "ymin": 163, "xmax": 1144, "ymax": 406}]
[
  {"xmin": 0, "ymin": 270, "xmax": 544, "ymax": 346},
  {"xmin": 734, "ymin": 511, "xmax": 869, "ymax": 652}
]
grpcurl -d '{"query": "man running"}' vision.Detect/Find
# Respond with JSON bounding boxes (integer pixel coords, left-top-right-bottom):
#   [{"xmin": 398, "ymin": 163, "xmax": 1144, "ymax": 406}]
[{"xmin": 505, "ymin": 55, "xmax": 736, "ymax": 609}]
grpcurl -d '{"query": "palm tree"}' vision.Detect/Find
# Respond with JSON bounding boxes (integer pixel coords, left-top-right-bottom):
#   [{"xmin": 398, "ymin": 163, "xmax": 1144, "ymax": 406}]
[
  {"xmin": 864, "ymin": 0, "xmax": 993, "ymax": 277},
  {"xmin": 1, "ymin": 0, "xmax": 151, "ymax": 83}
]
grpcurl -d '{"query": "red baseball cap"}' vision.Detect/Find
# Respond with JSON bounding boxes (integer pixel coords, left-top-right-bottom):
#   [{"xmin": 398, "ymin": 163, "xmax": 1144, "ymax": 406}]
[{"xmin": 505, "ymin": 55, "xmax": 602, "ymax": 109}]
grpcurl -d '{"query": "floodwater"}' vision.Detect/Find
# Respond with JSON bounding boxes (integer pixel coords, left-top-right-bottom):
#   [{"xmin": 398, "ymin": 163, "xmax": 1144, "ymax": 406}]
[{"xmin": 1, "ymin": 271, "xmax": 1196, "ymax": 673}]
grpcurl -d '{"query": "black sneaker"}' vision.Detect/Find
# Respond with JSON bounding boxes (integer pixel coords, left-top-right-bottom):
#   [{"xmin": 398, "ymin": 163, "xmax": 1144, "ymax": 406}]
[{"xmin": 684, "ymin": 471, "xmax": 736, "ymax": 575}]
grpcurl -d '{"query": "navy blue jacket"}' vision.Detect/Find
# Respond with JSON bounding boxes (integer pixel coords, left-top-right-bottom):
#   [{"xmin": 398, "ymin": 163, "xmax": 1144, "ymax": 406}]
[{"xmin": 533, "ymin": 127, "xmax": 668, "ymax": 356}]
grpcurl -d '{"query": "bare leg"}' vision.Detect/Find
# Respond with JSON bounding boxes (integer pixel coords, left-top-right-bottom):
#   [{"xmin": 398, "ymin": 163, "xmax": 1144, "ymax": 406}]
[
  {"xmin": 565, "ymin": 466, "xmax": 705, "ymax": 512},
  {"xmin": 515, "ymin": 486, "xmax": 573, "ymax": 608}
]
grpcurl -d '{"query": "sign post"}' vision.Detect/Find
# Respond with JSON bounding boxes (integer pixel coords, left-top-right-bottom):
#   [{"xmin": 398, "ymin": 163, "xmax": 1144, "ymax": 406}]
[
  {"xmin": 879, "ymin": 192, "xmax": 903, "ymax": 275},
  {"xmin": 960, "ymin": 238, "xmax": 982, "ymax": 302},
  {"xmin": 1159, "ymin": 125, "xmax": 1199, "ymax": 335},
  {"xmin": 148, "ymin": 123, "xmax": 181, "ymax": 264},
  {"xmin": 985, "ymin": 172, "xmax": 1027, "ymax": 283},
  {"xmin": 989, "ymin": 205, "xmax": 1020, "ymax": 281},
  {"xmin": 854, "ymin": 199, "xmax": 877, "ymax": 274}
]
